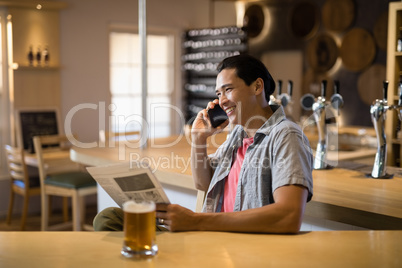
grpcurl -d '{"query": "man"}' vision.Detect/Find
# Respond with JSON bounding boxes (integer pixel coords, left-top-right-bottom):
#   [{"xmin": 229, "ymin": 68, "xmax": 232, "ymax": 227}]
[{"xmin": 94, "ymin": 54, "xmax": 313, "ymax": 233}]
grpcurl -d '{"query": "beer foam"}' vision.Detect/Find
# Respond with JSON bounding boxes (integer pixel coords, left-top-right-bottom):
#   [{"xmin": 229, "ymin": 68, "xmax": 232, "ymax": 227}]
[{"xmin": 123, "ymin": 200, "xmax": 155, "ymax": 213}]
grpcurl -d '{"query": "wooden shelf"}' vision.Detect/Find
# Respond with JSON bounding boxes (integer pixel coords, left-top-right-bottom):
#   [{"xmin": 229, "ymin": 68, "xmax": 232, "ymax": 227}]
[
  {"xmin": 0, "ymin": 1, "xmax": 67, "ymax": 10},
  {"xmin": 385, "ymin": 2, "xmax": 402, "ymax": 167},
  {"xmin": 13, "ymin": 65, "xmax": 60, "ymax": 71},
  {"xmin": 9, "ymin": 6, "xmax": 62, "ymax": 110}
]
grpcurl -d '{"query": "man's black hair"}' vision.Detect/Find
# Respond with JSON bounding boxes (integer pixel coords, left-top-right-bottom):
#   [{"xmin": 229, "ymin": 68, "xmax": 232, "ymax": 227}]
[{"xmin": 217, "ymin": 54, "xmax": 276, "ymax": 102}]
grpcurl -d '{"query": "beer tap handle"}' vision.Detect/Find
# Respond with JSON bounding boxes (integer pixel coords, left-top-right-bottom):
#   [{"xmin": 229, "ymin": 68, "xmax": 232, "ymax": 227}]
[
  {"xmin": 383, "ymin": 81, "xmax": 388, "ymax": 102},
  {"xmin": 398, "ymin": 78, "xmax": 402, "ymax": 106},
  {"xmin": 334, "ymin": 80, "xmax": 340, "ymax": 94},
  {"xmin": 399, "ymin": 92, "xmax": 402, "ymax": 107},
  {"xmin": 321, "ymin": 80, "xmax": 327, "ymax": 98},
  {"xmin": 277, "ymin": 80, "xmax": 282, "ymax": 96},
  {"xmin": 288, "ymin": 80, "xmax": 293, "ymax": 97},
  {"xmin": 331, "ymin": 80, "xmax": 344, "ymax": 110}
]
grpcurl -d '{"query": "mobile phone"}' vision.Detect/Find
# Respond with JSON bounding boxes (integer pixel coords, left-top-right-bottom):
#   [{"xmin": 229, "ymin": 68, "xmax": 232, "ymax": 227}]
[{"xmin": 208, "ymin": 105, "xmax": 228, "ymax": 128}]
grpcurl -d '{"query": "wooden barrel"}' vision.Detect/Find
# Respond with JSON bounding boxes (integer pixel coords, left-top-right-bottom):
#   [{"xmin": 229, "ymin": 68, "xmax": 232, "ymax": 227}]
[
  {"xmin": 244, "ymin": 4, "xmax": 265, "ymax": 38},
  {"xmin": 306, "ymin": 33, "xmax": 339, "ymax": 73},
  {"xmin": 289, "ymin": 1, "xmax": 319, "ymax": 40},
  {"xmin": 340, "ymin": 28, "xmax": 376, "ymax": 72},
  {"xmin": 322, "ymin": 0, "xmax": 356, "ymax": 32}
]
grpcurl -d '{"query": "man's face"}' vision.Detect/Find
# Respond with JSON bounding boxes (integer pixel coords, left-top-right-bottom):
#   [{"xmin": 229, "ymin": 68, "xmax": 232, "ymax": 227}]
[{"xmin": 215, "ymin": 68, "xmax": 257, "ymax": 126}]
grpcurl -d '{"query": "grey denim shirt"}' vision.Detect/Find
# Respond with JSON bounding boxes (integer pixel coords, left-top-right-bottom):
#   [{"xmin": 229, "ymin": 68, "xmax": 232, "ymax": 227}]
[{"xmin": 202, "ymin": 105, "xmax": 314, "ymax": 213}]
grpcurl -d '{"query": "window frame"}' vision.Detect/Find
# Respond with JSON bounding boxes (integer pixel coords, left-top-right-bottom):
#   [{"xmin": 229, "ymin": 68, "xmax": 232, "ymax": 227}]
[{"xmin": 108, "ymin": 24, "xmax": 182, "ymax": 138}]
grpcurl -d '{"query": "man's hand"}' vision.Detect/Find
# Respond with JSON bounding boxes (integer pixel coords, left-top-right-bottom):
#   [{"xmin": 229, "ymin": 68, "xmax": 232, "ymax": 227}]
[
  {"xmin": 191, "ymin": 99, "xmax": 228, "ymax": 143},
  {"xmin": 156, "ymin": 203, "xmax": 199, "ymax": 232}
]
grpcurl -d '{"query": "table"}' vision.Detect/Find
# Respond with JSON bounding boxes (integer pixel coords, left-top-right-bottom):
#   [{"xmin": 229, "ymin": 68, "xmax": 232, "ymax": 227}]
[
  {"xmin": 24, "ymin": 148, "xmax": 77, "ymax": 173},
  {"xmin": 24, "ymin": 149, "xmax": 71, "ymax": 166},
  {"xmin": 70, "ymin": 134, "xmax": 402, "ymax": 230},
  {"xmin": 0, "ymin": 231, "xmax": 401, "ymax": 267}
]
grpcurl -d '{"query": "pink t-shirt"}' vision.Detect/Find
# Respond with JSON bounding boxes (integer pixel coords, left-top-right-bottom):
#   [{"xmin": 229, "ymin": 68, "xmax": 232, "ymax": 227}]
[{"xmin": 222, "ymin": 137, "xmax": 254, "ymax": 212}]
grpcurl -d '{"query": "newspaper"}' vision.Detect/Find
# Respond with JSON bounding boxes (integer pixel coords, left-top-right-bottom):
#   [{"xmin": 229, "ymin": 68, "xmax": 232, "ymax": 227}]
[{"xmin": 86, "ymin": 162, "xmax": 170, "ymax": 207}]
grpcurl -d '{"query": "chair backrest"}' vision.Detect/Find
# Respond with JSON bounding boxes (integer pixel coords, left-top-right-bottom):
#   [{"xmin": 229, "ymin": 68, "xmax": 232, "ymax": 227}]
[
  {"xmin": 33, "ymin": 134, "xmax": 79, "ymax": 186},
  {"xmin": 4, "ymin": 145, "xmax": 30, "ymax": 189}
]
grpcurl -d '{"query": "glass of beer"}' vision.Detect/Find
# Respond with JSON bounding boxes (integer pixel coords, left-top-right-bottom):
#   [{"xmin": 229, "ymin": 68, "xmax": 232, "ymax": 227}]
[{"xmin": 121, "ymin": 200, "xmax": 158, "ymax": 258}]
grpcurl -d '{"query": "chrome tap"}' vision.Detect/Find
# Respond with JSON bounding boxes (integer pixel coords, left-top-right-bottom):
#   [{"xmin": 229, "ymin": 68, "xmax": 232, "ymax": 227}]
[
  {"xmin": 312, "ymin": 80, "xmax": 328, "ymax": 169},
  {"xmin": 397, "ymin": 78, "xmax": 402, "ymax": 122},
  {"xmin": 370, "ymin": 81, "xmax": 389, "ymax": 178},
  {"xmin": 301, "ymin": 80, "xmax": 343, "ymax": 170},
  {"xmin": 331, "ymin": 81, "xmax": 343, "ymax": 113},
  {"xmin": 269, "ymin": 80, "xmax": 293, "ymax": 107},
  {"xmin": 370, "ymin": 81, "xmax": 402, "ymax": 178},
  {"xmin": 269, "ymin": 80, "xmax": 283, "ymax": 105},
  {"xmin": 279, "ymin": 80, "xmax": 293, "ymax": 107}
]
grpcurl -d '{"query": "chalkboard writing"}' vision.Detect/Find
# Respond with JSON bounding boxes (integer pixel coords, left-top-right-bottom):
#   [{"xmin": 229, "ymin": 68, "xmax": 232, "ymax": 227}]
[{"xmin": 18, "ymin": 111, "xmax": 59, "ymax": 153}]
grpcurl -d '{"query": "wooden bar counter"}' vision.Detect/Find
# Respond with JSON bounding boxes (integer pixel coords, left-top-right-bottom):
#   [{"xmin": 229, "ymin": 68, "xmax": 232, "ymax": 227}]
[
  {"xmin": 70, "ymin": 134, "xmax": 402, "ymax": 230},
  {"xmin": 306, "ymin": 167, "xmax": 402, "ymax": 230},
  {"xmin": 1, "ymin": 231, "xmax": 401, "ymax": 267}
]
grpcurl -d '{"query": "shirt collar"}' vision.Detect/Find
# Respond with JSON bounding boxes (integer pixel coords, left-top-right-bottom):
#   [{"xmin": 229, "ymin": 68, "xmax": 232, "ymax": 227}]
[
  {"xmin": 229, "ymin": 104, "xmax": 286, "ymax": 140},
  {"xmin": 255, "ymin": 105, "xmax": 286, "ymax": 136}
]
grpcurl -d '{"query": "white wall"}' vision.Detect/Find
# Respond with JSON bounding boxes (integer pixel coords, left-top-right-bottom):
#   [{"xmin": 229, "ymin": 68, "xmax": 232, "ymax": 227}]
[
  {"xmin": 59, "ymin": 0, "xmax": 214, "ymax": 144},
  {"xmin": 212, "ymin": 1, "xmax": 237, "ymax": 27},
  {"xmin": 261, "ymin": 51, "xmax": 303, "ymax": 121}
]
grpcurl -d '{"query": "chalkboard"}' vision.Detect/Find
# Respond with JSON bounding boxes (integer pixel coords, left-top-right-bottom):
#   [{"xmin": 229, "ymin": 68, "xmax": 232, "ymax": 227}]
[{"xmin": 16, "ymin": 109, "xmax": 60, "ymax": 153}]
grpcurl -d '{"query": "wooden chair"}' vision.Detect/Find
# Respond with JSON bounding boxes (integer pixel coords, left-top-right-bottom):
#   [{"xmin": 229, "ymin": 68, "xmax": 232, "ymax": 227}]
[
  {"xmin": 33, "ymin": 134, "xmax": 97, "ymax": 231},
  {"xmin": 4, "ymin": 145, "xmax": 41, "ymax": 230}
]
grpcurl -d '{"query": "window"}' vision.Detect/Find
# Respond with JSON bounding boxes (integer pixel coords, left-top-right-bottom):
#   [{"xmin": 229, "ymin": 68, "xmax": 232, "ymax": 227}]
[
  {"xmin": 0, "ymin": 10, "xmax": 13, "ymax": 178},
  {"xmin": 109, "ymin": 31, "xmax": 174, "ymax": 138}
]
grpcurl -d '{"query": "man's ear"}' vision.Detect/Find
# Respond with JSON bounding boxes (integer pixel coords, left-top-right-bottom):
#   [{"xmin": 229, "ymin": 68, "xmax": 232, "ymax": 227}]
[{"xmin": 255, "ymin": 78, "xmax": 264, "ymax": 95}]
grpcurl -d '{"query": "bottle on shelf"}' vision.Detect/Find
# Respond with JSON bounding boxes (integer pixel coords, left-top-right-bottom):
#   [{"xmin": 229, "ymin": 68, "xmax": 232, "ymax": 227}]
[
  {"xmin": 399, "ymin": 75, "xmax": 402, "ymax": 106},
  {"xmin": 397, "ymin": 27, "xmax": 402, "ymax": 52},
  {"xmin": 28, "ymin": 45, "xmax": 34, "ymax": 66},
  {"xmin": 36, "ymin": 45, "xmax": 41, "ymax": 66},
  {"xmin": 43, "ymin": 46, "xmax": 50, "ymax": 66}
]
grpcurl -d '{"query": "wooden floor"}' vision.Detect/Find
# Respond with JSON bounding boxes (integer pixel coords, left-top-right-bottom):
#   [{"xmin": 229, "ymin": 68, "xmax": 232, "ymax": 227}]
[{"xmin": 0, "ymin": 205, "xmax": 98, "ymax": 231}]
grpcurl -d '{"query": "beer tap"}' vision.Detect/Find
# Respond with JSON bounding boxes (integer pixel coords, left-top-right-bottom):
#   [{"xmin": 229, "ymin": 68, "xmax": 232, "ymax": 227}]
[
  {"xmin": 269, "ymin": 80, "xmax": 283, "ymax": 105},
  {"xmin": 331, "ymin": 81, "xmax": 343, "ymax": 113},
  {"xmin": 370, "ymin": 81, "xmax": 402, "ymax": 178},
  {"xmin": 312, "ymin": 80, "xmax": 328, "ymax": 169},
  {"xmin": 300, "ymin": 80, "xmax": 343, "ymax": 170},
  {"xmin": 396, "ymin": 77, "xmax": 402, "ymax": 122},
  {"xmin": 279, "ymin": 80, "xmax": 293, "ymax": 107},
  {"xmin": 269, "ymin": 80, "xmax": 293, "ymax": 108}
]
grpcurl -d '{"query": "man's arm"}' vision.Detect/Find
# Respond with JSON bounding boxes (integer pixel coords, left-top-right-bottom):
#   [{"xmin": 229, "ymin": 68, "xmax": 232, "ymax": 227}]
[
  {"xmin": 190, "ymin": 136, "xmax": 213, "ymax": 191},
  {"xmin": 157, "ymin": 184, "xmax": 308, "ymax": 234}
]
